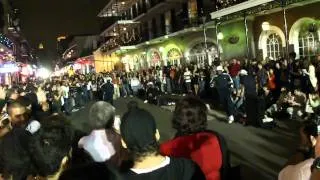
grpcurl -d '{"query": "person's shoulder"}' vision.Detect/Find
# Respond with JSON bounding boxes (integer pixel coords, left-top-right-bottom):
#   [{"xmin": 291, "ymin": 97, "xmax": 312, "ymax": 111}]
[
  {"xmin": 169, "ymin": 157, "xmax": 205, "ymax": 180},
  {"xmin": 279, "ymin": 158, "xmax": 314, "ymax": 180}
]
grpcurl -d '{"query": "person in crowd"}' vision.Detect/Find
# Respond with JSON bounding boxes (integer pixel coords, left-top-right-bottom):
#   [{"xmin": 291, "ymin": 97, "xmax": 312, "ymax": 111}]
[
  {"xmin": 279, "ymin": 120, "xmax": 318, "ymax": 180},
  {"xmin": 256, "ymin": 63, "xmax": 267, "ymax": 89},
  {"xmin": 214, "ymin": 65, "xmax": 234, "ymax": 123},
  {"xmin": 308, "ymin": 59, "xmax": 318, "ymax": 93},
  {"xmin": 75, "ymin": 101, "xmax": 127, "ymax": 167},
  {"xmin": 145, "ymin": 82, "xmax": 160, "ymax": 105},
  {"xmin": 0, "ymin": 108, "xmax": 72, "ymax": 179},
  {"xmin": 6, "ymin": 89, "xmax": 19, "ymax": 103},
  {"xmin": 102, "ymin": 79, "xmax": 115, "ymax": 105},
  {"xmin": 230, "ymin": 87, "xmax": 246, "ymax": 124},
  {"xmin": 228, "ymin": 59, "xmax": 241, "ymax": 90},
  {"xmin": 120, "ymin": 107, "xmax": 205, "ymax": 180},
  {"xmin": 160, "ymin": 96, "xmax": 228, "ymax": 180},
  {"xmin": 61, "ymin": 81, "xmax": 71, "ymax": 116},
  {"xmin": 130, "ymin": 76, "xmax": 141, "ymax": 96},
  {"xmin": 59, "ymin": 162, "xmax": 120, "ymax": 180},
  {"xmin": 305, "ymin": 92, "xmax": 320, "ymax": 119},
  {"xmin": 286, "ymin": 89, "xmax": 306, "ymax": 120},
  {"xmin": 192, "ymin": 65, "xmax": 200, "ymax": 96},
  {"xmin": 0, "ymin": 113, "xmax": 11, "ymax": 138},
  {"xmin": 267, "ymin": 68, "xmax": 276, "ymax": 93},
  {"xmin": 184, "ymin": 67, "xmax": 192, "ymax": 94}
]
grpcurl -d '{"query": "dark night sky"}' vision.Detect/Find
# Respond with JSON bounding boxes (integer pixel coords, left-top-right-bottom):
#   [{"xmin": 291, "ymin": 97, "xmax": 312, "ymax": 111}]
[{"xmin": 11, "ymin": 0, "xmax": 107, "ymax": 62}]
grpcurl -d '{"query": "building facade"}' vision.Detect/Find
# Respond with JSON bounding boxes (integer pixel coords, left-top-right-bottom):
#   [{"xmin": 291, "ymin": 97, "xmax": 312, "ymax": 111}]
[{"xmin": 95, "ymin": 0, "xmax": 320, "ymax": 72}]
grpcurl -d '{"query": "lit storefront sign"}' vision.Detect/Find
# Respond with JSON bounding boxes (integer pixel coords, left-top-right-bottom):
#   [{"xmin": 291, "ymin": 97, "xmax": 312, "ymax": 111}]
[{"xmin": 0, "ymin": 63, "xmax": 19, "ymax": 73}]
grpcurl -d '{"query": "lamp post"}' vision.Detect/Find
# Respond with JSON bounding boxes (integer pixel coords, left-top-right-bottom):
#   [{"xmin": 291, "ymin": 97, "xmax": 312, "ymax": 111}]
[
  {"xmin": 202, "ymin": 16, "xmax": 209, "ymax": 66},
  {"xmin": 215, "ymin": 20, "xmax": 221, "ymax": 60},
  {"xmin": 282, "ymin": 0, "xmax": 289, "ymax": 58},
  {"xmin": 244, "ymin": 12, "xmax": 250, "ymax": 58},
  {"xmin": 275, "ymin": 0, "xmax": 289, "ymax": 58}
]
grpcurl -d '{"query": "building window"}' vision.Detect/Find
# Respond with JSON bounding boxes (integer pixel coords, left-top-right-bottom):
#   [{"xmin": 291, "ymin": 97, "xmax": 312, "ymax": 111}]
[
  {"xmin": 298, "ymin": 32, "xmax": 318, "ymax": 58},
  {"xmin": 189, "ymin": 42, "xmax": 217, "ymax": 65},
  {"xmin": 266, "ymin": 33, "xmax": 282, "ymax": 60},
  {"xmin": 167, "ymin": 48, "xmax": 182, "ymax": 65}
]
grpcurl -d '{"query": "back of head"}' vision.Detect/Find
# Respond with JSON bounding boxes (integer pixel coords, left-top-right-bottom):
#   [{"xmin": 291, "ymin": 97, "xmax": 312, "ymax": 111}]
[
  {"xmin": 173, "ymin": 96, "xmax": 208, "ymax": 136},
  {"xmin": 127, "ymin": 101, "xmax": 138, "ymax": 111},
  {"xmin": 36, "ymin": 115, "xmax": 73, "ymax": 175},
  {"xmin": 120, "ymin": 108, "xmax": 158, "ymax": 161},
  {"xmin": 89, "ymin": 101, "xmax": 115, "ymax": 130}
]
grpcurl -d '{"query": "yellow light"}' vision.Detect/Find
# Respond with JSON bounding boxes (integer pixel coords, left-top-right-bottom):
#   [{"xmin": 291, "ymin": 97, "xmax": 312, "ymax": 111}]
[
  {"xmin": 57, "ymin": 36, "xmax": 66, "ymax": 42},
  {"xmin": 146, "ymin": 41, "xmax": 150, "ymax": 45},
  {"xmin": 123, "ymin": 27, "xmax": 127, "ymax": 31},
  {"xmin": 262, "ymin": 22, "xmax": 270, "ymax": 31},
  {"xmin": 38, "ymin": 43, "xmax": 44, "ymax": 49},
  {"xmin": 165, "ymin": 35, "xmax": 169, "ymax": 39},
  {"xmin": 0, "ymin": 48, "xmax": 4, "ymax": 52},
  {"xmin": 159, "ymin": 47, "xmax": 164, "ymax": 52},
  {"xmin": 217, "ymin": 32, "xmax": 224, "ymax": 40},
  {"xmin": 121, "ymin": 2, "xmax": 125, "ymax": 5}
]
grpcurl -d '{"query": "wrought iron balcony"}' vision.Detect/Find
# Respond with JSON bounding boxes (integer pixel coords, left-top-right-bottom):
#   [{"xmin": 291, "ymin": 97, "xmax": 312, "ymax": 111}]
[{"xmin": 215, "ymin": 0, "xmax": 247, "ymax": 10}]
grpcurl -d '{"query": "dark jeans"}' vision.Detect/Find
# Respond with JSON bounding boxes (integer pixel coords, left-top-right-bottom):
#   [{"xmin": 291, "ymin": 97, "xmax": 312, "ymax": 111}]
[
  {"xmin": 63, "ymin": 98, "xmax": 71, "ymax": 115},
  {"xmin": 217, "ymin": 89, "xmax": 233, "ymax": 116}
]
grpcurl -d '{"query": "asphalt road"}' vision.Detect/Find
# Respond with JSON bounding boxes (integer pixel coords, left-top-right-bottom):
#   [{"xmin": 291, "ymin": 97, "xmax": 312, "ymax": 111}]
[{"xmin": 70, "ymin": 97, "xmax": 300, "ymax": 180}]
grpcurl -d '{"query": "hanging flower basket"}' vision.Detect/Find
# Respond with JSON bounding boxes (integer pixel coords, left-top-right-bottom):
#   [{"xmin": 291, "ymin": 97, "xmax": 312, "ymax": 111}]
[{"xmin": 228, "ymin": 35, "xmax": 239, "ymax": 44}]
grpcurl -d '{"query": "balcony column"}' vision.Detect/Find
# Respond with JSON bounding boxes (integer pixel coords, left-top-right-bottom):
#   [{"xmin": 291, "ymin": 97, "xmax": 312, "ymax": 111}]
[{"xmin": 244, "ymin": 12, "xmax": 250, "ymax": 58}]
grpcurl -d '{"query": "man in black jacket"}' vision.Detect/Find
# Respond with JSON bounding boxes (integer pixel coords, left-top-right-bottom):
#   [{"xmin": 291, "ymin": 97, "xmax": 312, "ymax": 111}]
[{"xmin": 101, "ymin": 79, "xmax": 114, "ymax": 105}]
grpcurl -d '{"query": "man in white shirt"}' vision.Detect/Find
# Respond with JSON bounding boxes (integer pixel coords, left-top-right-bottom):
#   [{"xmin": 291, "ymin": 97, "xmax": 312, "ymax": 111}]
[{"xmin": 61, "ymin": 81, "xmax": 71, "ymax": 115}]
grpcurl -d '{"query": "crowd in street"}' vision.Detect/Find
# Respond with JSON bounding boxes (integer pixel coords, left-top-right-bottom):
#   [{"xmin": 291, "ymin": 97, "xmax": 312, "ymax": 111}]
[{"xmin": 2, "ymin": 52, "xmax": 320, "ymax": 179}]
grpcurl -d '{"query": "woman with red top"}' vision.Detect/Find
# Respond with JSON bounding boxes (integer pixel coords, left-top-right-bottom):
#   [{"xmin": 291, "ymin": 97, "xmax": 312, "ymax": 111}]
[
  {"xmin": 267, "ymin": 68, "xmax": 276, "ymax": 91},
  {"xmin": 160, "ymin": 96, "xmax": 229, "ymax": 180}
]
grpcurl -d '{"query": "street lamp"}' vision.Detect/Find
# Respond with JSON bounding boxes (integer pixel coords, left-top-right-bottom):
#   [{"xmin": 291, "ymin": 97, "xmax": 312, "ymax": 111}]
[
  {"xmin": 262, "ymin": 22, "xmax": 270, "ymax": 31},
  {"xmin": 217, "ymin": 32, "xmax": 224, "ymax": 40},
  {"xmin": 215, "ymin": 20, "xmax": 222, "ymax": 60},
  {"xmin": 202, "ymin": 16, "xmax": 209, "ymax": 65}
]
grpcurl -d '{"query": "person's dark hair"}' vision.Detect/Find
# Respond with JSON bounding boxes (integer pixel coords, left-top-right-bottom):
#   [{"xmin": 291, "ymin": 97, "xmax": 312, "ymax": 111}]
[
  {"xmin": 303, "ymin": 120, "xmax": 318, "ymax": 138},
  {"xmin": 121, "ymin": 109, "xmax": 159, "ymax": 162},
  {"xmin": 35, "ymin": 115, "xmax": 73, "ymax": 176},
  {"xmin": 16, "ymin": 96, "xmax": 32, "ymax": 108},
  {"xmin": 89, "ymin": 101, "xmax": 115, "ymax": 130},
  {"xmin": 173, "ymin": 96, "xmax": 208, "ymax": 136},
  {"xmin": 5, "ymin": 89, "xmax": 17, "ymax": 100},
  {"xmin": 127, "ymin": 101, "xmax": 138, "ymax": 111},
  {"xmin": 6, "ymin": 101, "xmax": 26, "ymax": 115}
]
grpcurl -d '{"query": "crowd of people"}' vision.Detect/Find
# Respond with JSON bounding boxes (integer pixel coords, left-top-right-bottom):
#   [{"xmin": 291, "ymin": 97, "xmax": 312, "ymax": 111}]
[
  {"xmin": 2, "ymin": 52, "xmax": 320, "ymax": 179},
  {"xmin": 0, "ymin": 79, "xmax": 226, "ymax": 180}
]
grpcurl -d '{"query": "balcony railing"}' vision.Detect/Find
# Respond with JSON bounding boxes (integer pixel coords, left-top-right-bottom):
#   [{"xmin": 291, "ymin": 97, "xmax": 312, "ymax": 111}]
[{"xmin": 215, "ymin": 0, "xmax": 247, "ymax": 10}]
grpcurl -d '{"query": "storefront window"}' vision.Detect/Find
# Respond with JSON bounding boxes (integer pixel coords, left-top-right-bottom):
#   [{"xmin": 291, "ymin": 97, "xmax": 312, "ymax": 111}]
[
  {"xmin": 167, "ymin": 48, "xmax": 182, "ymax": 66},
  {"xmin": 298, "ymin": 32, "xmax": 319, "ymax": 58},
  {"xmin": 189, "ymin": 42, "xmax": 217, "ymax": 65},
  {"xmin": 266, "ymin": 33, "xmax": 282, "ymax": 60}
]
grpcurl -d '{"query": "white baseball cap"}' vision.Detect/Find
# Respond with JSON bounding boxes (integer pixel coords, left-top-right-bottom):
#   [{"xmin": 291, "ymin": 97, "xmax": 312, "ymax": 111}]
[{"xmin": 216, "ymin": 66, "xmax": 224, "ymax": 71}]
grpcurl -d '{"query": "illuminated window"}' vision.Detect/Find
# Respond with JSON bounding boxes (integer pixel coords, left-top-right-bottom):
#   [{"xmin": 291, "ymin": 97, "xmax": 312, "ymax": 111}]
[
  {"xmin": 266, "ymin": 33, "xmax": 282, "ymax": 60},
  {"xmin": 167, "ymin": 48, "xmax": 182, "ymax": 65},
  {"xmin": 298, "ymin": 32, "xmax": 318, "ymax": 58}
]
